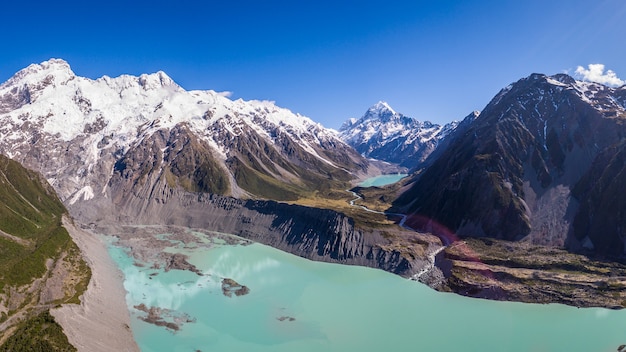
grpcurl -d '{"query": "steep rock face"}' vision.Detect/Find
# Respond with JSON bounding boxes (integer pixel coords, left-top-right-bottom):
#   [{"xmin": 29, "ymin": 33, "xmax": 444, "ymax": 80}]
[
  {"xmin": 395, "ymin": 73, "xmax": 626, "ymax": 253},
  {"xmin": 110, "ymin": 124, "xmax": 230, "ymax": 206},
  {"xmin": 75, "ymin": 185, "xmax": 425, "ymax": 277},
  {"xmin": 414, "ymin": 111, "xmax": 480, "ymax": 172},
  {"xmin": 339, "ymin": 101, "xmax": 460, "ymax": 169},
  {"xmin": 571, "ymin": 139, "xmax": 626, "ymax": 255},
  {"xmin": 0, "ymin": 59, "xmax": 369, "ymax": 205}
]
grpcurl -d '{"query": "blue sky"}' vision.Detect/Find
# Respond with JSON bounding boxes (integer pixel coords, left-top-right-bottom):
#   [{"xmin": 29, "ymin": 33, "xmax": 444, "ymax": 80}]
[{"xmin": 2, "ymin": 0, "xmax": 625, "ymax": 128}]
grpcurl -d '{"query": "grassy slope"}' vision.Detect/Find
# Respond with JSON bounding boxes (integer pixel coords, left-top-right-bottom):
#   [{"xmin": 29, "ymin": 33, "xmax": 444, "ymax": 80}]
[
  {"xmin": 0, "ymin": 155, "xmax": 90, "ymax": 350},
  {"xmin": 0, "ymin": 312, "xmax": 76, "ymax": 352}
]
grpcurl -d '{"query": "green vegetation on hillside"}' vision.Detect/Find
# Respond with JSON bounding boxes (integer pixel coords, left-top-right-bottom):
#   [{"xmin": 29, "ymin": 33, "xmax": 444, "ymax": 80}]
[
  {"xmin": 0, "ymin": 155, "xmax": 69, "ymax": 287},
  {"xmin": 0, "ymin": 158, "xmax": 65, "ymax": 238},
  {"xmin": 0, "ymin": 312, "xmax": 76, "ymax": 352},
  {"xmin": 0, "ymin": 155, "xmax": 90, "ymax": 350},
  {"xmin": 230, "ymin": 156, "xmax": 302, "ymax": 201}
]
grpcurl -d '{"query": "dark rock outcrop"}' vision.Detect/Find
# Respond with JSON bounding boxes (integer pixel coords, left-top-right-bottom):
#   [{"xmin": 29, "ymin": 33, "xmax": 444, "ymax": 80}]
[
  {"xmin": 163, "ymin": 253, "xmax": 203, "ymax": 276},
  {"xmin": 571, "ymin": 139, "xmax": 626, "ymax": 255},
  {"xmin": 221, "ymin": 278, "xmax": 250, "ymax": 297}
]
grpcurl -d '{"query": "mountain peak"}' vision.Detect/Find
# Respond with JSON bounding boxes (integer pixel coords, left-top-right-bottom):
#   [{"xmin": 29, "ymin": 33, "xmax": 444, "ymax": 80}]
[
  {"xmin": 4, "ymin": 58, "xmax": 75, "ymax": 89},
  {"xmin": 30, "ymin": 58, "xmax": 72, "ymax": 72},
  {"xmin": 368, "ymin": 101, "xmax": 396, "ymax": 116},
  {"xmin": 137, "ymin": 71, "xmax": 178, "ymax": 90},
  {"xmin": 339, "ymin": 102, "xmax": 461, "ymax": 169},
  {"xmin": 549, "ymin": 73, "xmax": 576, "ymax": 86},
  {"xmin": 23, "ymin": 58, "xmax": 74, "ymax": 78}
]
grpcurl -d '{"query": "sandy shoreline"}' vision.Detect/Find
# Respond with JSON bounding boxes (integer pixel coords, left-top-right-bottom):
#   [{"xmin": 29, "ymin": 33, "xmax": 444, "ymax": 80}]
[{"xmin": 52, "ymin": 217, "xmax": 139, "ymax": 352}]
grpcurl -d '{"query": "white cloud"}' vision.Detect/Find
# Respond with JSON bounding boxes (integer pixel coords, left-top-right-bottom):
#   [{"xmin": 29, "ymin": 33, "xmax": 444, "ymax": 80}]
[
  {"xmin": 216, "ymin": 90, "xmax": 233, "ymax": 98},
  {"xmin": 574, "ymin": 64, "xmax": 625, "ymax": 87}
]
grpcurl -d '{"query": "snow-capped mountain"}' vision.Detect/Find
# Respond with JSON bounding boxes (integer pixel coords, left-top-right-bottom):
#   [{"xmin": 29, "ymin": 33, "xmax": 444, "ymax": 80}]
[
  {"xmin": 338, "ymin": 101, "xmax": 463, "ymax": 169},
  {"xmin": 395, "ymin": 72, "xmax": 626, "ymax": 255},
  {"xmin": 0, "ymin": 59, "xmax": 431, "ymax": 311},
  {"xmin": 0, "ymin": 59, "xmax": 369, "ymax": 208}
]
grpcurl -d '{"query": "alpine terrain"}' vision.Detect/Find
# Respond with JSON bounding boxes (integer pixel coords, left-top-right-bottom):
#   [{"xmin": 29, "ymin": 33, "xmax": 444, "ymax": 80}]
[
  {"xmin": 391, "ymin": 73, "xmax": 626, "ymax": 306},
  {"xmin": 338, "ymin": 101, "xmax": 472, "ymax": 169},
  {"xmin": 0, "ymin": 59, "xmax": 370, "ymax": 204},
  {"xmin": 0, "ymin": 59, "xmax": 438, "ymax": 281},
  {"xmin": 2, "ymin": 58, "xmax": 626, "ymax": 345}
]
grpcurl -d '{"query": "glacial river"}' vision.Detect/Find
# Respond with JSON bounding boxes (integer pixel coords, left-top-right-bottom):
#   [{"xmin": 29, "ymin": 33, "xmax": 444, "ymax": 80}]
[{"xmin": 108, "ymin": 233, "xmax": 626, "ymax": 352}]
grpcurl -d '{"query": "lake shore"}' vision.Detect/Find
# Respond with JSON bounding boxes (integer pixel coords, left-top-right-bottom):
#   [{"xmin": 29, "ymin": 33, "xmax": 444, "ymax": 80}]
[{"xmin": 52, "ymin": 217, "xmax": 139, "ymax": 352}]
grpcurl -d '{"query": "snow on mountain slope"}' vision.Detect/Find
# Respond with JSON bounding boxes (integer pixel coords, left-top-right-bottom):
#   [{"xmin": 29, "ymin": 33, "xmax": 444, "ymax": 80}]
[
  {"xmin": 338, "ymin": 101, "xmax": 460, "ymax": 169},
  {"xmin": 0, "ymin": 59, "xmax": 368, "ymax": 203}
]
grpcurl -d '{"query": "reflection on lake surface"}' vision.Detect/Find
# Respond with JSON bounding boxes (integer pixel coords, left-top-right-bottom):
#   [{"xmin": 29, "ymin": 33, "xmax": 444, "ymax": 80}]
[{"xmin": 108, "ymin": 232, "xmax": 626, "ymax": 352}]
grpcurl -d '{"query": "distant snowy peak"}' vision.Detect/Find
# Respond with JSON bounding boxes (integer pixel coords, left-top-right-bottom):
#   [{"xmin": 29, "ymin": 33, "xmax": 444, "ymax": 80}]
[
  {"xmin": 340, "ymin": 101, "xmax": 398, "ymax": 130},
  {"xmin": 357, "ymin": 101, "xmax": 410, "ymax": 125},
  {"xmin": 338, "ymin": 102, "xmax": 459, "ymax": 169},
  {"xmin": 366, "ymin": 100, "xmax": 396, "ymax": 117}
]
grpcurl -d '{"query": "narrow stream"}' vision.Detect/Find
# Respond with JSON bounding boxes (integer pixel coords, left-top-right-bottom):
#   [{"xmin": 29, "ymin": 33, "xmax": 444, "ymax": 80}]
[{"xmin": 348, "ymin": 174, "xmax": 446, "ymax": 281}]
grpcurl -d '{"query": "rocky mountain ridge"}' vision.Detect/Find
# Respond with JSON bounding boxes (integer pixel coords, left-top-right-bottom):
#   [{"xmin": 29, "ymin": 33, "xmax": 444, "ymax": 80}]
[{"xmin": 395, "ymin": 72, "xmax": 626, "ymax": 256}]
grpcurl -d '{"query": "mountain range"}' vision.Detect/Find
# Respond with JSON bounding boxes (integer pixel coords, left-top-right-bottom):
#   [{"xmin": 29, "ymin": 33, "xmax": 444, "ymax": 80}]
[
  {"xmin": 2, "ymin": 59, "xmax": 625, "ymax": 264},
  {"xmin": 1, "ymin": 58, "xmax": 626, "ymax": 325},
  {"xmin": 0, "ymin": 59, "xmax": 429, "ymax": 278},
  {"xmin": 0, "ymin": 59, "xmax": 370, "ymax": 208}
]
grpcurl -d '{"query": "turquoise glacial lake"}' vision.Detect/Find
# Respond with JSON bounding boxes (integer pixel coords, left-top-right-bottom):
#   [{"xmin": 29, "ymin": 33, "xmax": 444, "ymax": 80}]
[
  {"xmin": 358, "ymin": 173, "xmax": 408, "ymax": 187},
  {"xmin": 108, "ymin": 233, "xmax": 626, "ymax": 352}
]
